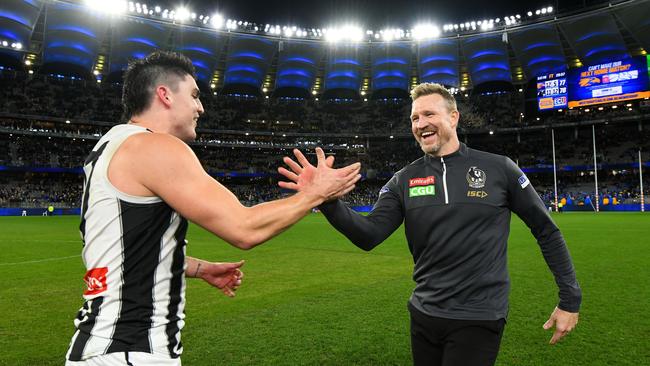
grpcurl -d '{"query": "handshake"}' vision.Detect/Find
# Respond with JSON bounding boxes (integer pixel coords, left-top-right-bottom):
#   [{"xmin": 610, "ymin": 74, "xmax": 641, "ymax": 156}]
[{"xmin": 277, "ymin": 147, "xmax": 362, "ymax": 204}]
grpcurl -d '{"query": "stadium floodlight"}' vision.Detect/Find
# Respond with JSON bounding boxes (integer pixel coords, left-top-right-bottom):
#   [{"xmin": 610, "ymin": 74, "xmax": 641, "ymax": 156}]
[
  {"xmin": 413, "ymin": 24, "xmax": 440, "ymax": 40},
  {"xmin": 535, "ymin": 9, "xmax": 541, "ymax": 15},
  {"xmin": 1, "ymin": 41, "xmax": 7, "ymax": 47},
  {"xmin": 174, "ymin": 7, "xmax": 191, "ymax": 21},
  {"xmin": 527, "ymin": 11, "xmax": 533, "ymax": 16},
  {"xmin": 211, "ymin": 14, "xmax": 224, "ymax": 29},
  {"xmin": 84, "ymin": 0, "xmax": 127, "ymax": 14},
  {"xmin": 541, "ymin": 8, "xmax": 547, "ymax": 14},
  {"xmin": 381, "ymin": 29, "xmax": 395, "ymax": 41},
  {"xmin": 155, "ymin": 5, "xmax": 161, "ymax": 13},
  {"xmin": 325, "ymin": 25, "xmax": 363, "ymax": 43},
  {"xmin": 547, "ymin": 6, "xmax": 553, "ymax": 13}
]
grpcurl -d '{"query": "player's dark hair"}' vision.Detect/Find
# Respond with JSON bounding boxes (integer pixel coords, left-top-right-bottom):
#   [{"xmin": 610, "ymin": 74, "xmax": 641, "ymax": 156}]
[{"xmin": 121, "ymin": 51, "xmax": 196, "ymax": 122}]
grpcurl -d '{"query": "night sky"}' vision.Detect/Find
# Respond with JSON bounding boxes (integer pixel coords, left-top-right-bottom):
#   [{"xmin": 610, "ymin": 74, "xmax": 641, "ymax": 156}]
[{"xmin": 153, "ymin": 0, "xmax": 578, "ymax": 29}]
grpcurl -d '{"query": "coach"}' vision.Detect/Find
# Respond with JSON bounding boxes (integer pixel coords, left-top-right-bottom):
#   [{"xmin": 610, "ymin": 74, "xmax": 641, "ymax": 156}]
[{"xmin": 279, "ymin": 83, "xmax": 581, "ymax": 366}]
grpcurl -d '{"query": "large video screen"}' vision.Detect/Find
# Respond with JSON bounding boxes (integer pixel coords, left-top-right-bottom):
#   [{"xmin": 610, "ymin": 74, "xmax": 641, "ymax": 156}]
[
  {"xmin": 537, "ymin": 71, "xmax": 568, "ymax": 110},
  {"xmin": 568, "ymin": 56, "xmax": 650, "ymax": 108}
]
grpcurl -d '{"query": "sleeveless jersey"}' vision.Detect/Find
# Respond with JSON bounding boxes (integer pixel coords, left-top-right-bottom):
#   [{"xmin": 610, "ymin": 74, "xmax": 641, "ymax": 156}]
[{"xmin": 67, "ymin": 124, "xmax": 188, "ymax": 361}]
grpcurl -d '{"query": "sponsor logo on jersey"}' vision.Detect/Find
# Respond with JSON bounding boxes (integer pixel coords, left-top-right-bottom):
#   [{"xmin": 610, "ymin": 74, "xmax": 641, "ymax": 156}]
[
  {"xmin": 409, "ymin": 185, "xmax": 436, "ymax": 197},
  {"xmin": 379, "ymin": 186, "xmax": 390, "ymax": 195},
  {"xmin": 518, "ymin": 174, "xmax": 530, "ymax": 189},
  {"xmin": 409, "ymin": 176, "xmax": 435, "ymax": 187},
  {"xmin": 466, "ymin": 166, "xmax": 487, "ymax": 188},
  {"xmin": 467, "ymin": 190, "xmax": 488, "ymax": 198},
  {"xmin": 83, "ymin": 267, "xmax": 108, "ymax": 296}
]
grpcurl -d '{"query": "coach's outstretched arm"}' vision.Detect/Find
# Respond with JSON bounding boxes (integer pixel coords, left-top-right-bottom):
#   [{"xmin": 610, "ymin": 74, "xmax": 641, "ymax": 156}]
[
  {"xmin": 109, "ymin": 133, "xmax": 360, "ymax": 249},
  {"xmin": 504, "ymin": 157, "xmax": 581, "ymax": 345},
  {"xmin": 279, "ymin": 150, "xmax": 403, "ymax": 251}
]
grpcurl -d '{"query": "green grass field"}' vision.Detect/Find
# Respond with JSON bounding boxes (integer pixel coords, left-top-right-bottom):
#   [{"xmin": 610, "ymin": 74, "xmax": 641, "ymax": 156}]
[{"xmin": 0, "ymin": 213, "xmax": 648, "ymax": 365}]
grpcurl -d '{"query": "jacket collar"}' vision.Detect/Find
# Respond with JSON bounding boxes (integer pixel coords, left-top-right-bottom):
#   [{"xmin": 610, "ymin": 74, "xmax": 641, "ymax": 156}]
[{"xmin": 424, "ymin": 142, "xmax": 468, "ymax": 162}]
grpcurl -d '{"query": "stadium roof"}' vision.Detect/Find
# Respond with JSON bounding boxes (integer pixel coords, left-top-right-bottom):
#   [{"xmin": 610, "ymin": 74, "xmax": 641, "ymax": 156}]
[{"xmin": 0, "ymin": 0, "xmax": 647, "ymax": 98}]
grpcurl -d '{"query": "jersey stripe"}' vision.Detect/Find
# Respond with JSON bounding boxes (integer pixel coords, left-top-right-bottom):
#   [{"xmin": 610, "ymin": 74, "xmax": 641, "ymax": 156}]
[
  {"xmin": 79, "ymin": 141, "xmax": 108, "ymax": 244},
  {"xmin": 68, "ymin": 297, "xmax": 105, "ymax": 361},
  {"xmin": 166, "ymin": 218, "xmax": 188, "ymax": 358},
  {"xmin": 107, "ymin": 200, "xmax": 173, "ymax": 354}
]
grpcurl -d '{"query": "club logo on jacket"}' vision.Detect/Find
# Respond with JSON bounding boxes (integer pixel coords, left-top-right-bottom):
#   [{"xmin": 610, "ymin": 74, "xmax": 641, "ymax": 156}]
[{"xmin": 466, "ymin": 166, "xmax": 487, "ymax": 189}]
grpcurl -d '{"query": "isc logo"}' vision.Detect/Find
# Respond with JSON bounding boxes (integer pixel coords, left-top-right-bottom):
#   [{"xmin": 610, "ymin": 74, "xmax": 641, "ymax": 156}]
[
  {"xmin": 409, "ymin": 185, "xmax": 435, "ymax": 197},
  {"xmin": 467, "ymin": 190, "xmax": 488, "ymax": 198}
]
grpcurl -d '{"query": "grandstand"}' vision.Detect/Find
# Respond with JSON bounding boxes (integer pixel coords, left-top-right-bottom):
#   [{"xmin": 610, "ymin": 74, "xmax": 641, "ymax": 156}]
[{"xmin": 0, "ymin": 0, "xmax": 649, "ymax": 213}]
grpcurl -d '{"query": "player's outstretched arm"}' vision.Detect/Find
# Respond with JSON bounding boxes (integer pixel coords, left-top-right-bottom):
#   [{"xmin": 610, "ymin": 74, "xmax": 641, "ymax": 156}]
[
  {"xmin": 113, "ymin": 133, "xmax": 361, "ymax": 249},
  {"xmin": 543, "ymin": 306, "xmax": 579, "ymax": 345},
  {"xmin": 185, "ymin": 257, "xmax": 244, "ymax": 297}
]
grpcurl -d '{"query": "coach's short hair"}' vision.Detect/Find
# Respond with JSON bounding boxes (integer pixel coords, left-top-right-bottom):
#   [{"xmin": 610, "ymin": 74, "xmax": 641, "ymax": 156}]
[
  {"xmin": 410, "ymin": 83, "xmax": 457, "ymax": 112},
  {"xmin": 121, "ymin": 51, "xmax": 197, "ymax": 122}
]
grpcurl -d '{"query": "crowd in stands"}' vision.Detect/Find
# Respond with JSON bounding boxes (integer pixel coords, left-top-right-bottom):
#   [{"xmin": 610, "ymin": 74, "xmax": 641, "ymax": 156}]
[
  {"xmin": 1, "ymin": 70, "xmax": 649, "ymax": 210},
  {"xmin": 0, "ymin": 71, "xmax": 543, "ymax": 134}
]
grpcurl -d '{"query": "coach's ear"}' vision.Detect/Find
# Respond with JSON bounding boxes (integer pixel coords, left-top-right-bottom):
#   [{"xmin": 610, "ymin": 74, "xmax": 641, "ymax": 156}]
[
  {"xmin": 155, "ymin": 85, "xmax": 173, "ymax": 108},
  {"xmin": 450, "ymin": 109, "xmax": 460, "ymax": 129}
]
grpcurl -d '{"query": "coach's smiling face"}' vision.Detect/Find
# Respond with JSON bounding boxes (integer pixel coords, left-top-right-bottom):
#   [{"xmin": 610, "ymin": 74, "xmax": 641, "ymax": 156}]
[{"xmin": 410, "ymin": 93, "xmax": 460, "ymax": 157}]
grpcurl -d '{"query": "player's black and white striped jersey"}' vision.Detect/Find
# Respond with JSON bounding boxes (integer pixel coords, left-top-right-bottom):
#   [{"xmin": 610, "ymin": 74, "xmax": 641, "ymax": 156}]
[{"xmin": 67, "ymin": 124, "xmax": 188, "ymax": 361}]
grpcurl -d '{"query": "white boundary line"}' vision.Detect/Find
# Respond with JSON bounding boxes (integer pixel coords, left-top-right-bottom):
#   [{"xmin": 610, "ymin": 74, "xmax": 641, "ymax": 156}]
[{"xmin": 0, "ymin": 255, "xmax": 80, "ymax": 266}]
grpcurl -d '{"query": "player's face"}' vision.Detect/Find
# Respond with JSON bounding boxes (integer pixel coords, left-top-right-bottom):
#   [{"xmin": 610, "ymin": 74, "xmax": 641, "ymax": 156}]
[
  {"xmin": 169, "ymin": 74, "xmax": 204, "ymax": 142},
  {"xmin": 410, "ymin": 93, "xmax": 459, "ymax": 156}
]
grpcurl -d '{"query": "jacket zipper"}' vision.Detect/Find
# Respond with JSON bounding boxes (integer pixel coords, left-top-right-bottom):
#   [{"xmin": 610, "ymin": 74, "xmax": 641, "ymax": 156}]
[{"xmin": 441, "ymin": 157, "xmax": 449, "ymax": 204}]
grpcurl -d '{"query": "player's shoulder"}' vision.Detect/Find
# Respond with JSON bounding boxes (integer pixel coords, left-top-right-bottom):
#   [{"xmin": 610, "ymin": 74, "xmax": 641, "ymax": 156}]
[
  {"xmin": 115, "ymin": 131, "xmax": 198, "ymax": 173},
  {"xmin": 123, "ymin": 131, "xmax": 192, "ymax": 156}
]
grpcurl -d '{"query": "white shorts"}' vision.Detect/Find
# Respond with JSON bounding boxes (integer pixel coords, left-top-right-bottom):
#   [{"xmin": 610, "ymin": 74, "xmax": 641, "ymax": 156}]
[{"xmin": 65, "ymin": 352, "xmax": 181, "ymax": 366}]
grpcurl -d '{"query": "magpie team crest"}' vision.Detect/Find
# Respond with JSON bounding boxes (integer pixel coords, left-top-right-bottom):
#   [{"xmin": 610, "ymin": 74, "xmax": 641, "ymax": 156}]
[{"xmin": 466, "ymin": 166, "xmax": 486, "ymax": 188}]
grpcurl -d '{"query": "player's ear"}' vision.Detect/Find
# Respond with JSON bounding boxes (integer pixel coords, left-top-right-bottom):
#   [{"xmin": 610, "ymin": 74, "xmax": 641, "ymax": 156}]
[{"xmin": 156, "ymin": 85, "xmax": 173, "ymax": 107}]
